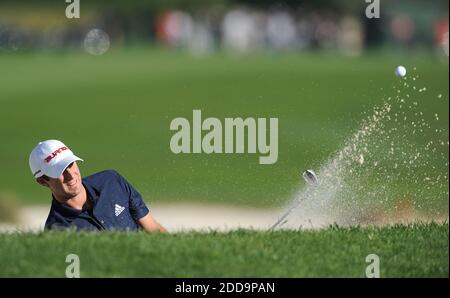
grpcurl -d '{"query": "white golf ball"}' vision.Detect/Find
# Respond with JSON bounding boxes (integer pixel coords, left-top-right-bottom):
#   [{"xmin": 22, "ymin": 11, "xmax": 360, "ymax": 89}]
[
  {"xmin": 395, "ymin": 66, "xmax": 407, "ymax": 78},
  {"xmin": 84, "ymin": 29, "xmax": 110, "ymax": 55}
]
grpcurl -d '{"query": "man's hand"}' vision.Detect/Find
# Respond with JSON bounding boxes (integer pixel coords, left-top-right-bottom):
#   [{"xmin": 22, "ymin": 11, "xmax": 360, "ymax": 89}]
[{"xmin": 138, "ymin": 213, "xmax": 167, "ymax": 233}]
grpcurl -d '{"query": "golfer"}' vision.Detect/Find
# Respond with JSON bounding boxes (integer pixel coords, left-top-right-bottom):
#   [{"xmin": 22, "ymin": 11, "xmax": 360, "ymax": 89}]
[{"xmin": 29, "ymin": 139, "xmax": 167, "ymax": 232}]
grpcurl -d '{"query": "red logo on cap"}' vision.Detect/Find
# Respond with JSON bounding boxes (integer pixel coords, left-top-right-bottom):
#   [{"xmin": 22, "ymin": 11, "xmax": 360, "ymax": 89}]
[{"xmin": 44, "ymin": 146, "xmax": 68, "ymax": 163}]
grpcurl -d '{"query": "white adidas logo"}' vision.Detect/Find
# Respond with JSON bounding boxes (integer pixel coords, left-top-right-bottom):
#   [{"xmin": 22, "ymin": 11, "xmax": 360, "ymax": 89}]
[{"xmin": 114, "ymin": 204, "xmax": 125, "ymax": 216}]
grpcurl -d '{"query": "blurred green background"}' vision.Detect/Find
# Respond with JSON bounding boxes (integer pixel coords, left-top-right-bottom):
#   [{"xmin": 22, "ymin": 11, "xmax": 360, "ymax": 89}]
[
  {"xmin": 1, "ymin": 51, "xmax": 447, "ymax": 208},
  {"xmin": 0, "ymin": 0, "xmax": 448, "ymax": 210}
]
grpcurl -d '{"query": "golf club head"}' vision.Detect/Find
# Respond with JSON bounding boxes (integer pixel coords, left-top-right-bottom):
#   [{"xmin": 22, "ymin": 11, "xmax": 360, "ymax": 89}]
[{"xmin": 303, "ymin": 169, "xmax": 319, "ymax": 186}]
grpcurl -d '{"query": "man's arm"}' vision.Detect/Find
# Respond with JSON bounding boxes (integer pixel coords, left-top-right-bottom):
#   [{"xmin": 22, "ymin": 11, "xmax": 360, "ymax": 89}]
[{"xmin": 137, "ymin": 213, "xmax": 167, "ymax": 233}]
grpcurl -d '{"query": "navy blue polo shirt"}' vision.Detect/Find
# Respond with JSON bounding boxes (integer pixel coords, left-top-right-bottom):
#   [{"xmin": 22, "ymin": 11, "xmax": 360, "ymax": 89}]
[{"xmin": 45, "ymin": 170, "xmax": 150, "ymax": 231}]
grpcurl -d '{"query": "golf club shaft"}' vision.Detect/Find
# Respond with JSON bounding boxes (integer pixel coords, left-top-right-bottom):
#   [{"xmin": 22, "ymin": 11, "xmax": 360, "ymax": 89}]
[
  {"xmin": 269, "ymin": 210, "xmax": 292, "ymax": 230},
  {"xmin": 271, "ymin": 171, "xmax": 319, "ymax": 230},
  {"xmin": 269, "ymin": 198, "xmax": 304, "ymax": 230}
]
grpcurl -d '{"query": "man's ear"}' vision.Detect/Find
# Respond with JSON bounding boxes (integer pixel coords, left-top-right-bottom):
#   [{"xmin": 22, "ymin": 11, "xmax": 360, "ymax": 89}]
[{"xmin": 36, "ymin": 177, "xmax": 49, "ymax": 188}]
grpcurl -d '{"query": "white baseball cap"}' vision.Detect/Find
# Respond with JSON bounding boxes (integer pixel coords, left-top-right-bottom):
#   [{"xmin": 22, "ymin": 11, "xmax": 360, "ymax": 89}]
[{"xmin": 29, "ymin": 140, "xmax": 83, "ymax": 179}]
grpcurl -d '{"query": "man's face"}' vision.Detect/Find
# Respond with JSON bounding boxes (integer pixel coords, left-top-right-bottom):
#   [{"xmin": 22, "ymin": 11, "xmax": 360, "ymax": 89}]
[{"xmin": 37, "ymin": 161, "xmax": 83, "ymax": 200}]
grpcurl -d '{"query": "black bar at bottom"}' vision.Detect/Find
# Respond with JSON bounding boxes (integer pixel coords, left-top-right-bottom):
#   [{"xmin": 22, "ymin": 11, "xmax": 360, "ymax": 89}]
[{"xmin": 0, "ymin": 278, "xmax": 445, "ymax": 296}]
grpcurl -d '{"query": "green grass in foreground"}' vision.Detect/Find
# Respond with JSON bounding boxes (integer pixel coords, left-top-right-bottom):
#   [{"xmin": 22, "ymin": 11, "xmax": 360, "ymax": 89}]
[{"xmin": 0, "ymin": 223, "xmax": 447, "ymax": 277}]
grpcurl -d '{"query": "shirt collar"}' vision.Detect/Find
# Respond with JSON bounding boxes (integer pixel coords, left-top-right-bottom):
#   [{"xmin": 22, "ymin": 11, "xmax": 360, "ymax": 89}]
[
  {"xmin": 82, "ymin": 177, "xmax": 100, "ymax": 204},
  {"xmin": 51, "ymin": 196, "xmax": 81, "ymax": 218},
  {"xmin": 51, "ymin": 179, "xmax": 100, "ymax": 217}
]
